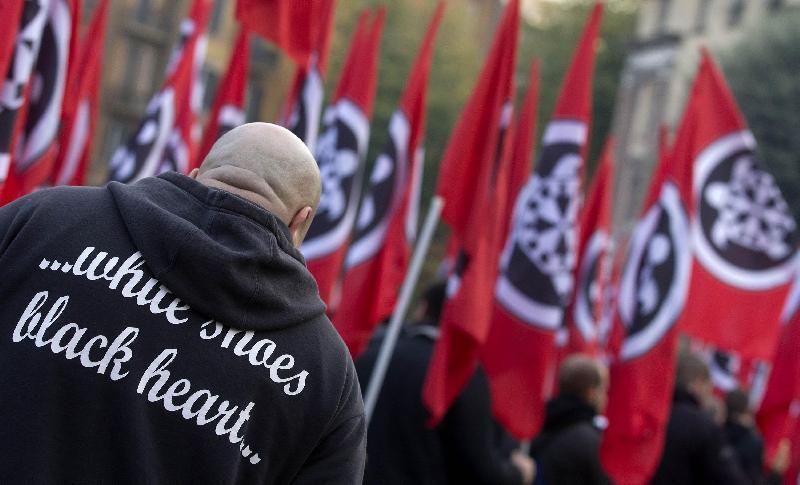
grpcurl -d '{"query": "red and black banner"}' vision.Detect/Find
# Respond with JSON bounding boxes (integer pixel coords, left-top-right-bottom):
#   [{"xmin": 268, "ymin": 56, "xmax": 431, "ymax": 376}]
[
  {"xmin": 279, "ymin": 0, "xmax": 335, "ymax": 152},
  {"xmin": 194, "ymin": 26, "xmax": 249, "ymax": 168},
  {"xmin": 565, "ymin": 139, "xmax": 615, "ymax": 355},
  {"xmin": 51, "ymin": 0, "xmax": 108, "ymax": 186},
  {"xmin": 334, "ymin": 2, "xmax": 444, "ymax": 358},
  {"xmin": 301, "ymin": 8, "xmax": 384, "ymax": 308},
  {"xmin": 0, "ymin": 0, "xmax": 51, "ymax": 194},
  {"xmin": 481, "ymin": 3, "xmax": 603, "ymax": 440},
  {"xmin": 107, "ymin": 0, "xmax": 209, "ymax": 183},
  {"xmin": 422, "ymin": 0, "xmax": 519, "ymax": 427},
  {"xmin": 678, "ymin": 50, "xmax": 798, "ymax": 360}
]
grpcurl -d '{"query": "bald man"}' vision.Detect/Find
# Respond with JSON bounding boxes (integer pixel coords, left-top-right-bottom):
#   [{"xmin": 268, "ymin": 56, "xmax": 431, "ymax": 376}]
[
  {"xmin": 0, "ymin": 123, "xmax": 366, "ymax": 484},
  {"xmin": 529, "ymin": 355, "xmax": 610, "ymax": 485}
]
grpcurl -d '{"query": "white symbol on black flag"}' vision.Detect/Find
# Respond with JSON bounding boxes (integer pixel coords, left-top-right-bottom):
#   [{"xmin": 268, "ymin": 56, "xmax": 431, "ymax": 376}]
[
  {"xmin": 0, "ymin": 0, "xmax": 48, "ymax": 178},
  {"xmin": 18, "ymin": 0, "xmax": 72, "ymax": 171},
  {"xmin": 346, "ymin": 110, "xmax": 410, "ymax": 269},
  {"xmin": 618, "ymin": 182, "xmax": 690, "ymax": 360},
  {"xmin": 287, "ymin": 60, "xmax": 324, "ymax": 153},
  {"xmin": 693, "ymin": 130, "xmax": 798, "ymax": 290},
  {"xmin": 574, "ymin": 230, "xmax": 608, "ymax": 342},
  {"xmin": 108, "ymin": 89, "xmax": 176, "ymax": 183},
  {"xmin": 301, "ymin": 99, "xmax": 369, "ymax": 260},
  {"xmin": 496, "ymin": 119, "xmax": 585, "ymax": 330}
]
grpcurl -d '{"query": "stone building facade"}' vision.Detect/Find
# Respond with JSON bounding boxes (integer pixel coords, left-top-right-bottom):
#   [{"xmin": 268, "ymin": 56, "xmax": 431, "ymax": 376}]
[{"xmin": 612, "ymin": 0, "xmax": 799, "ymax": 236}]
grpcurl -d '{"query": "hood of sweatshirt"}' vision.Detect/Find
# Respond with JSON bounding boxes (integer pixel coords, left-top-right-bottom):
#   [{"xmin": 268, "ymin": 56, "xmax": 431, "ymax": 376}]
[{"xmin": 107, "ymin": 171, "xmax": 326, "ymax": 331}]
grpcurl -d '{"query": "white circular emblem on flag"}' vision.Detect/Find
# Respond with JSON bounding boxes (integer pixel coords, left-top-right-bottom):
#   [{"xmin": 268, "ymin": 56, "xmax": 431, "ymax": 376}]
[
  {"xmin": 301, "ymin": 99, "xmax": 369, "ymax": 260},
  {"xmin": 495, "ymin": 119, "xmax": 586, "ymax": 330},
  {"xmin": 345, "ymin": 110, "xmax": 410, "ymax": 269},
  {"xmin": 693, "ymin": 130, "xmax": 798, "ymax": 290},
  {"xmin": 574, "ymin": 230, "xmax": 608, "ymax": 343},
  {"xmin": 619, "ymin": 182, "xmax": 690, "ymax": 360},
  {"xmin": 109, "ymin": 88, "xmax": 176, "ymax": 183}
]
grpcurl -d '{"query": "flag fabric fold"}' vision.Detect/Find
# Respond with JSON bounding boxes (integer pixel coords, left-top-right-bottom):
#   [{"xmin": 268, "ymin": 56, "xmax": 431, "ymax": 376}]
[
  {"xmin": 565, "ymin": 138, "xmax": 615, "ymax": 355},
  {"xmin": 601, "ymin": 52, "xmax": 710, "ymax": 485},
  {"xmin": 678, "ymin": 49, "xmax": 798, "ymax": 360},
  {"xmin": 50, "ymin": 0, "xmax": 108, "ymax": 186},
  {"xmin": 481, "ymin": 2, "xmax": 603, "ymax": 440},
  {"xmin": 235, "ymin": 0, "xmax": 327, "ymax": 67},
  {"xmin": 333, "ymin": 2, "xmax": 444, "ymax": 358},
  {"xmin": 0, "ymin": 0, "xmax": 73, "ymax": 201},
  {"xmin": 757, "ymin": 272, "xmax": 800, "ymax": 467},
  {"xmin": 301, "ymin": 8, "xmax": 385, "ymax": 308},
  {"xmin": 422, "ymin": 0, "xmax": 520, "ymax": 427},
  {"xmin": 194, "ymin": 26, "xmax": 250, "ymax": 168},
  {"xmin": 279, "ymin": 0, "xmax": 336, "ymax": 152}
]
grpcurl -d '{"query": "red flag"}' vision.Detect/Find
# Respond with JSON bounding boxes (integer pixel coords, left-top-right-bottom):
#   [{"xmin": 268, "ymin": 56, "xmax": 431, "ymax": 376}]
[
  {"xmin": 0, "ymin": 1, "xmax": 23, "ymax": 97},
  {"xmin": 194, "ymin": 27, "xmax": 250, "ymax": 168},
  {"xmin": 0, "ymin": 0, "xmax": 79, "ymax": 203},
  {"xmin": 333, "ymin": 2, "xmax": 444, "ymax": 358},
  {"xmin": 107, "ymin": 0, "xmax": 209, "ymax": 182},
  {"xmin": 161, "ymin": 0, "xmax": 210, "ymax": 175},
  {"xmin": 678, "ymin": 49, "xmax": 798, "ymax": 360},
  {"xmin": 301, "ymin": 8, "xmax": 385, "ymax": 307},
  {"xmin": 480, "ymin": 2, "xmax": 603, "ymax": 440},
  {"xmin": 279, "ymin": 0, "xmax": 336, "ymax": 151},
  {"xmin": 757, "ymin": 273, "xmax": 800, "ymax": 465},
  {"xmin": 236, "ymin": 0, "xmax": 327, "ymax": 67},
  {"xmin": 50, "ymin": 0, "xmax": 107, "ymax": 186},
  {"xmin": 600, "ymin": 56, "xmax": 703, "ymax": 485},
  {"xmin": 422, "ymin": 0, "xmax": 519, "ymax": 426},
  {"xmin": 501, "ymin": 58, "xmax": 539, "ymax": 239},
  {"xmin": 565, "ymin": 139, "xmax": 615, "ymax": 354}
]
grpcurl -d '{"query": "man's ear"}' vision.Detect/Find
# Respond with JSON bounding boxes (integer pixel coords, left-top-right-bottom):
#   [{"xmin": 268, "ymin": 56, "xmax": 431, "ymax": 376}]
[
  {"xmin": 288, "ymin": 206, "xmax": 313, "ymax": 248},
  {"xmin": 189, "ymin": 168, "xmax": 199, "ymax": 179}
]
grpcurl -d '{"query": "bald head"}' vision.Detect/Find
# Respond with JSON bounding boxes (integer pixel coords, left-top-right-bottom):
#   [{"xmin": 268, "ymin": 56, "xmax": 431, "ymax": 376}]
[
  {"xmin": 192, "ymin": 123, "xmax": 321, "ymax": 246},
  {"xmin": 558, "ymin": 354, "xmax": 609, "ymax": 413}
]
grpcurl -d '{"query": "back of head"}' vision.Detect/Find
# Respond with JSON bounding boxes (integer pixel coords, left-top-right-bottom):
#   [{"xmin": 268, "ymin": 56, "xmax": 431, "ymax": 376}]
[
  {"xmin": 418, "ymin": 281, "xmax": 447, "ymax": 325},
  {"xmin": 196, "ymin": 123, "xmax": 321, "ymax": 243},
  {"xmin": 725, "ymin": 388, "xmax": 751, "ymax": 419},
  {"xmin": 558, "ymin": 355, "xmax": 608, "ymax": 411},
  {"xmin": 675, "ymin": 351, "xmax": 710, "ymax": 391}
]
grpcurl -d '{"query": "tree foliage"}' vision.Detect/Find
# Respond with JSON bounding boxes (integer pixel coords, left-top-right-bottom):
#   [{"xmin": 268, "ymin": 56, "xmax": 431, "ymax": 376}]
[{"xmin": 718, "ymin": 9, "xmax": 800, "ymax": 221}]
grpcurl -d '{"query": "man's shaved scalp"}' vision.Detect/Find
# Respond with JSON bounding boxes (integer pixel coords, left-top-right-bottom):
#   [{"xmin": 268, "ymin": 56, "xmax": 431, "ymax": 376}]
[{"xmin": 197, "ymin": 123, "xmax": 321, "ymax": 227}]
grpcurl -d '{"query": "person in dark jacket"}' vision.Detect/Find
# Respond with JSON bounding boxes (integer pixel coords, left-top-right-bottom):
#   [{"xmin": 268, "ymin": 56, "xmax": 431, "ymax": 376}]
[
  {"xmin": 0, "ymin": 123, "xmax": 366, "ymax": 484},
  {"xmin": 650, "ymin": 351, "xmax": 747, "ymax": 485},
  {"xmin": 355, "ymin": 283, "xmax": 534, "ymax": 485},
  {"xmin": 529, "ymin": 354, "xmax": 610, "ymax": 485},
  {"xmin": 725, "ymin": 388, "xmax": 789, "ymax": 485}
]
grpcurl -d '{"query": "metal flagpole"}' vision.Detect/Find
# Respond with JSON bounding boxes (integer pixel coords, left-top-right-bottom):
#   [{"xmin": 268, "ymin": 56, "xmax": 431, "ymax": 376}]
[{"xmin": 363, "ymin": 195, "xmax": 445, "ymax": 424}]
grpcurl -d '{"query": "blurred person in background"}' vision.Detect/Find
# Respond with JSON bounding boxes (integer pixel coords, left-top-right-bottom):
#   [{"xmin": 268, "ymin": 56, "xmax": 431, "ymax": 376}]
[
  {"xmin": 725, "ymin": 388, "xmax": 790, "ymax": 485},
  {"xmin": 650, "ymin": 351, "xmax": 747, "ymax": 484},
  {"xmin": 355, "ymin": 282, "xmax": 535, "ymax": 485},
  {"xmin": 529, "ymin": 354, "xmax": 611, "ymax": 485}
]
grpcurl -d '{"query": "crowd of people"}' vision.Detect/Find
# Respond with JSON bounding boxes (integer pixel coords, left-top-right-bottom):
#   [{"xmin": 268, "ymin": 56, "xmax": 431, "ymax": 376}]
[
  {"xmin": 0, "ymin": 122, "xmax": 791, "ymax": 483},
  {"xmin": 356, "ymin": 281, "xmax": 792, "ymax": 484}
]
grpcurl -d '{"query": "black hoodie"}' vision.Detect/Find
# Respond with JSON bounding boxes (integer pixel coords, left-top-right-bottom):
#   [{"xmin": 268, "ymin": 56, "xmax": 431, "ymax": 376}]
[
  {"xmin": 529, "ymin": 394, "xmax": 609, "ymax": 485},
  {"xmin": 0, "ymin": 172, "xmax": 366, "ymax": 484}
]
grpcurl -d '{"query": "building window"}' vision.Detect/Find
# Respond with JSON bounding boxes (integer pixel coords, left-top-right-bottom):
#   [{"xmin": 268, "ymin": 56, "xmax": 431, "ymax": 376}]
[
  {"xmin": 695, "ymin": 0, "xmax": 712, "ymax": 33},
  {"xmin": 728, "ymin": 0, "xmax": 746, "ymax": 26}
]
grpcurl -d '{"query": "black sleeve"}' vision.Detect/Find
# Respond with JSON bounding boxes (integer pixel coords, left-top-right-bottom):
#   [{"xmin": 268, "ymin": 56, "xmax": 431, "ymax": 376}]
[
  {"xmin": 439, "ymin": 367, "xmax": 523, "ymax": 485},
  {"xmin": 698, "ymin": 422, "xmax": 749, "ymax": 485},
  {"xmin": 292, "ymin": 361, "xmax": 367, "ymax": 485}
]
